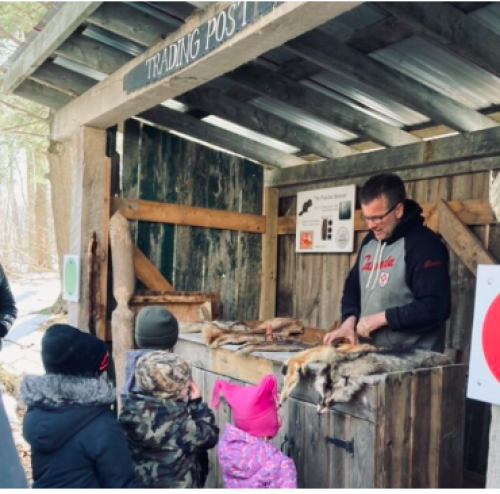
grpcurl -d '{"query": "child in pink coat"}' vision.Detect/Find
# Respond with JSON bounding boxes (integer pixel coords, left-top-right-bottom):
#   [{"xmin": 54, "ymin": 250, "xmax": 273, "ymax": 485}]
[{"xmin": 211, "ymin": 374, "xmax": 297, "ymax": 489}]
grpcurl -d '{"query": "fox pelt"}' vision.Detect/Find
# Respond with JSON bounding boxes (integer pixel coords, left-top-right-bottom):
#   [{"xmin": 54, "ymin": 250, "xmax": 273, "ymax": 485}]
[
  {"xmin": 202, "ymin": 318, "xmax": 304, "ymax": 348},
  {"xmin": 280, "ymin": 344, "xmax": 451, "ymax": 412}
]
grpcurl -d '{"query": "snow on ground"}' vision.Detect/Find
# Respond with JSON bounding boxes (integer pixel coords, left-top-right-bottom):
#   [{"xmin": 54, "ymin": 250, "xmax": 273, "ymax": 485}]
[{"xmin": 2, "ymin": 272, "xmax": 61, "ymax": 376}]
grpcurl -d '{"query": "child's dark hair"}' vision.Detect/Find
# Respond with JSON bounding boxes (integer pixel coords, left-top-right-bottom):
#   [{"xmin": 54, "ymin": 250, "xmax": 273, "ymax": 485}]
[{"xmin": 359, "ymin": 173, "xmax": 406, "ymax": 208}]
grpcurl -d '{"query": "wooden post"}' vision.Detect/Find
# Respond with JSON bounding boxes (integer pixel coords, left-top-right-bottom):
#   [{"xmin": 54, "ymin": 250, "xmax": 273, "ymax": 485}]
[
  {"xmin": 437, "ymin": 199, "xmax": 496, "ymax": 275},
  {"xmin": 259, "ymin": 187, "xmax": 279, "ymax": 320},
  {"xmin": 66, "ymin": 126, "xmax": 108, "ymax": 331},
  {"xmin": 99, "ymin": 157, "xmax": 112, "ymax": 340}
]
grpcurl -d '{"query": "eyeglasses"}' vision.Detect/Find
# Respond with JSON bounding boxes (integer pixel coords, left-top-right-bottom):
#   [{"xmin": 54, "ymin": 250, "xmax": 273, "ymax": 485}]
[{"xmin": 361, "ymin": 203, "xmax": 399, "ymax": 225}]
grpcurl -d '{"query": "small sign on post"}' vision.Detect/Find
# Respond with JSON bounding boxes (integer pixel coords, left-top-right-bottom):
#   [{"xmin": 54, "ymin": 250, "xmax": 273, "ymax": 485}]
[
  {"xmin": 296, "ymin": 184, "xmax": 356, "ymax": 253},
  {"xmin": 62, "ymin": 255, "xmax": 80, "ymax": 302},
  {"xmin": 467, "ymin": 265, "xmax": 500, "ymax": 406}
]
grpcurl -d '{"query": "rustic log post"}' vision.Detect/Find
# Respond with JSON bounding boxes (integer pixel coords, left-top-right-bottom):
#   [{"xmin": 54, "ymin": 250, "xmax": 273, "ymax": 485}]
[{"xmin": 109, "ymin": 211, "xmax": 135, "ymax": 411}]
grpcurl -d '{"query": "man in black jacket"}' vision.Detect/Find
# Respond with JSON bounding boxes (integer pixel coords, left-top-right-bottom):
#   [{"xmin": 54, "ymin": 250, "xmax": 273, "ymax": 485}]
[
  {"xmin": 323, "ymin": 173, "xmax": 451, "ymax": 352},
  {"xmin": 0, "ymin": 264, "xmax": 17, "ymax": 350}
]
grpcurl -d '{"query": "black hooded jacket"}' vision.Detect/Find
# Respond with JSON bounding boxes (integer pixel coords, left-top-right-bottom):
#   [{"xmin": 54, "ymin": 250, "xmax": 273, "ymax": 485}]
[
  {"xmin": 20, "ymin": 374, "xmax": 136, "ymax": 489},
  {"xmin": 341, "ymin": 199, "xmax": 451, "ymax": 351}
]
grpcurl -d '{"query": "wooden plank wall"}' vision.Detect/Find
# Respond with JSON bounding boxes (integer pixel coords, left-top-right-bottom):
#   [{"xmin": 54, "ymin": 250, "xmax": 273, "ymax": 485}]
[
  {"xmin": 276, "ymin": 170, "xmax": 499, "ymax": 478},
  {"xmin": 121, "ymin": 119, "xmax": 263, "ymax": 320}
]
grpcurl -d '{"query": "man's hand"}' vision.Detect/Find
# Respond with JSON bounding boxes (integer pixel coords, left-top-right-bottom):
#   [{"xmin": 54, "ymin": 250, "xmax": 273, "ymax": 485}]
[
  {"xmin": 323, "ymin": 316, "xmax": 357, "ymax": 345},
  {"xmin": 356, "ymin": 312, "xmax": 387, "ymax": 339}
]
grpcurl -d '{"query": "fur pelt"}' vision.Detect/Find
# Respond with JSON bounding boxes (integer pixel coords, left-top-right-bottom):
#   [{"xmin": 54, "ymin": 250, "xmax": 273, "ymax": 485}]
[
  {"xmin": 19, "ymin": 374, "xmax": 115, "ymax": 409},
  {"xmin": 280, "ymin": 344, "xmax": 451, "ymax": 411},
  {"xmin": 202, "ymin": 318, "xmax": 304, "ymax": 348},
  {"xmin": 236, "ymin": 340, "xmax": 315, "ymax": 355},
  {"xmin": 180, "ymin": 320, "xmax": 250, "ymax": 334}
]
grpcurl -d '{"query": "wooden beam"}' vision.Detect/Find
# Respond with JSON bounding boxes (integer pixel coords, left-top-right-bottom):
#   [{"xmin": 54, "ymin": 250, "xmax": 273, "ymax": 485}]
[
  {"xmin": 226, "ymin": 63, "xmax": 420, "ymax": 148},
  {"xmin": 14, "ymin": 79, "xmax": 73, "ymax": 109},
  {"xmin": 275, "ymin": 156, "xmax": 500, "ymax": 198},
  {"xmin": 30, "ymin": 61, "xmax": 95, "ymax": 97},
  {"xmin": 379, "ymin": 2, "xmax": 500, "ymax": 79},
  {"xmin": 55, "ymin": 33, "xmax": 133, "ymax": 75},
  {"xmin": 178, "ymin": 86, "xmax": 353, "ymax": 159},
  {"xmin": 139, "ymin": 106, "xmax": 306, "ymax": 168},
  {"xmin": 99, "ymin": 157, "xmax": 112, "ymax": 340},
  {"xmin": 133, "ymin": 245, "xmax": 174, "ymax": 291},
  {"xmin": 112, "ymin": 197, "xmax": 266, "ymax": 234},
  {"xmin": 285, "ymin": 31, "xmax": 496, "ymax": 132},
  {"xmin": 260, "ymin": 187, "xmax": 279, "ymax": 320},
  {"xmin": 3, "ymin": 2, "xmax": 102, "ymax": 94},
  {"xmin": 438, "ymin": 200, "xmax": 496, "ymax": 276},
  {"xmin": 266, "ymin": 125, "xmax": 500, "ymax": 188},
  {"xmin": 86, "ymin": 3, "xmax": 174, "ymax": 47},
  {"xmin": 341, "ymin": 15, "xmax": 415, "ymax": 53},
  {"xmin": 50, "ymin": 2, "xmax": 363, "ymax": 141},
  {"xmin": 277, "ymin": 199, "xmax": 496, "ymax": 235}
]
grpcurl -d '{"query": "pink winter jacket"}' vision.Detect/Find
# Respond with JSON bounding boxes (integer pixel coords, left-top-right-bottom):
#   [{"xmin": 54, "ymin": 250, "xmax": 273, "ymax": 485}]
[{"xmin": 217, "ymin": 423, "xmax": 297, "ymax": 489}]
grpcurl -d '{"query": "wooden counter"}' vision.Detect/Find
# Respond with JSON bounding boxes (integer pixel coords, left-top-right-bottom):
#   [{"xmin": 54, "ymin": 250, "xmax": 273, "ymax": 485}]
[{"xmin": 174, "ymin": 333, "xmax": 466, "ymax": 488}]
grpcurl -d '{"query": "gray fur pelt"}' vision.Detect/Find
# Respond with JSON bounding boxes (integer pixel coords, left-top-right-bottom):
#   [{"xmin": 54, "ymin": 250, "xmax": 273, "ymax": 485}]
[
  {"xmin": 19, "ymin": 374, "xmax": 115, "ymax": 409},
  {"xmin": 314, "ymin": 346, "xmax": 451, "ymax": 413}
]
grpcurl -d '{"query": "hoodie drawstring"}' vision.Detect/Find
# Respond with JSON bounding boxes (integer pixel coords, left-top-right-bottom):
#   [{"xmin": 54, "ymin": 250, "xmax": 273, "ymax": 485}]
[
  {"xmin": 371, "ymin": 242, "xmax": 386, "ymax": 291},
  {"xmin": 365, "ymin": 240, "xmax": 386, "ymax": 291},
  {"xmin": 365, "ymin": 240, "xmax": 380, "ymax": 290}
]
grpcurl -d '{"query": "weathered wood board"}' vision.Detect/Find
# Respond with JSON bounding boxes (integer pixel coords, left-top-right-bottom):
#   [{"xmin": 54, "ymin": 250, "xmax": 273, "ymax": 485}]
[{"xmin": 121, "ymin": 120, "xmax": 263, "ymax": 320}]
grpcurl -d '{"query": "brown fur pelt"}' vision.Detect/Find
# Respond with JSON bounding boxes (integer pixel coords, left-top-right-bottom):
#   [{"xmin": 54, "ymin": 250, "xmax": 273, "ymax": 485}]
[
  {"xmin": 202, "ymin": 318, "xmax": 304, "ymax": 348},
  {"xmin": 180, "ymin": 320, "xmax": 250, "ymax": 334},
  {"xmin": 236, "ymin": 340, "xmax": 315, "ymax": 355},
  {"xmin": 280, "ymin": 344, "xmax": 451, "ymax": 411}
]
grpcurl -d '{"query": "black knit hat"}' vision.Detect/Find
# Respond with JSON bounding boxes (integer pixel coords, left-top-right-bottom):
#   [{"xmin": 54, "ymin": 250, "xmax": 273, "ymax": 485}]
[
  {"xmin": 135, "ymin": 306, "xmax": 179, "ymax": 350},
  {"xmin": 41, "ymin": 324, "xmax": 109, "ymax": 377}
]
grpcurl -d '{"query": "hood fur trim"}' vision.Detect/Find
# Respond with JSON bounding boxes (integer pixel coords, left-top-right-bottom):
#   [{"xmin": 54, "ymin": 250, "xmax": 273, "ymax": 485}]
[{"xmin": 20, "ymin": 374, "xmax": 115, "ymax": 409}]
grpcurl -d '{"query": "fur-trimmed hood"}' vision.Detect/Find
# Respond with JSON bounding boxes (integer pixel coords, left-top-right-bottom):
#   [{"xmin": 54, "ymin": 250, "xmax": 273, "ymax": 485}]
[
  {"xmin": 20, "ymin": 374, "xmax": 115, "ymax": 409},
  {"xmin": 20, "ymin": 374, "xmax": 115, "ymax": 454}
]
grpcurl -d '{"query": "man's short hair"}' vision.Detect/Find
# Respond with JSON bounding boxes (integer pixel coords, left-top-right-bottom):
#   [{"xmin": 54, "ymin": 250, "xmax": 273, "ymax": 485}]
[{"xmin": 359, "ymin": 173, "xmax": 406, "ymax": 208}]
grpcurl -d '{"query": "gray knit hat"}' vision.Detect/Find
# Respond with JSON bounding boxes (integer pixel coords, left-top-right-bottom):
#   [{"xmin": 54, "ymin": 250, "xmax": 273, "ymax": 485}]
[{"xmin": 135, "ymin": 306, "xmax": 179, "ymax": 350}]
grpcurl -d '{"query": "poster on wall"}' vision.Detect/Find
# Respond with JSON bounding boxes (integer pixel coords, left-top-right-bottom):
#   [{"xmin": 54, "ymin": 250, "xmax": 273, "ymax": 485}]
[
  {"xmin": 467, "ymin": 265, "xmax": 500, "ymax": 406},
  {"xmin": 295, "ymin": 184, "xmax": 356, "ymax": 253}
]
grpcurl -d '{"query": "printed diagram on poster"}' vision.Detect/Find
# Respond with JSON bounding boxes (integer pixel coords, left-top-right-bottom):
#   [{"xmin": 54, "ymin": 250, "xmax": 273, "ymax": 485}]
[
  {"xmin": 296, "ymin": 185, "xmax": 355, "ymax": 253},
  {"xmin": 467, "ymin": 265, "xmax": 500, "ymax": 406}
]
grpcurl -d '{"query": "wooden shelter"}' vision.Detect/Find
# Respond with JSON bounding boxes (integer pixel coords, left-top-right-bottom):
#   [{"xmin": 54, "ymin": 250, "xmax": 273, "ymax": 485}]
[{"xmin": 5, "ymin": 1, "xmax": 500, "ymax": 487}]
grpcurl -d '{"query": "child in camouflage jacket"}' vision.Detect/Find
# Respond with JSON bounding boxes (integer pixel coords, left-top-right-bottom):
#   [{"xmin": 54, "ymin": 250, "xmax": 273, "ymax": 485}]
[{"xmin": 119, "ymin": 351, "xmax": 219, "ymax": 488}]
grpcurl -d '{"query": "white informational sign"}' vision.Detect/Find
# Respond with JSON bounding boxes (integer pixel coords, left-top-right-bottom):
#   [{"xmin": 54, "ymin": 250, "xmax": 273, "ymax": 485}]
[
  {"xmin": 296, "ymin": 185, "xmax": 355, "ymax": 253},
  {"xmin": 62, "ymin": 255, "xmax": 80, "ymax": 302},
  {"xmin": 467, "ymin": 265, "xmax": 500, "ymax": 406}
]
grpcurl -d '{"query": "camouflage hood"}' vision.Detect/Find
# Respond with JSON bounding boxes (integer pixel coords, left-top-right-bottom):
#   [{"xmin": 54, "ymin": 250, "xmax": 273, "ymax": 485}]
[
  {"xmin": 120, "ymin": 393, "xmax": 193, "ymax": 448},
  {"xmin": 119, "ymin": 392, "xmax": 219, "ymax": 488}
]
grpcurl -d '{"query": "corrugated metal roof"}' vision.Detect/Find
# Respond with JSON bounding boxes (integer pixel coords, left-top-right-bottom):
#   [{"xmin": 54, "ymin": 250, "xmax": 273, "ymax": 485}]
[
  {"xmin": 371, "ymin": 35, "xmax": 500, "ymax": 110},
  {"xmin": 202, "ymin": 115, "xmax": 301, "ymax": 154}
]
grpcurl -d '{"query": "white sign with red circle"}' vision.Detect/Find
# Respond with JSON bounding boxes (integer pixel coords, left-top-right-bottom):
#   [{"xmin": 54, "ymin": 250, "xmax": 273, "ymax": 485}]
[{"xmin": 467, "ymin": 265, "xmax": 500, "ymax": 405}]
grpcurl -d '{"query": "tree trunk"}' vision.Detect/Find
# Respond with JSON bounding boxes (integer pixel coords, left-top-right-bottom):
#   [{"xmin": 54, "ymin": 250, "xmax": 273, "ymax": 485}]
[
  {"xmin": 47, "ymin": 140, "xmax": 72, "ymax": 276},
  {"xmin": 27, "ymin": 148, "xmax": 36, "ymax": 266}
]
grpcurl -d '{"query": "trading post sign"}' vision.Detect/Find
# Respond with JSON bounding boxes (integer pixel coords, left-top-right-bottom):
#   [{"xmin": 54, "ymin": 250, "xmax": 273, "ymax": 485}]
[{"xmin": 124, "ymin": 1, "xmax": 282, "ymax": 93}]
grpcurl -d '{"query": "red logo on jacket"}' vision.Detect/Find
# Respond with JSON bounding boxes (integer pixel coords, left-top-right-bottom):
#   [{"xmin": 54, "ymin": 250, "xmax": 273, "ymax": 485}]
[
  {"xmin": 424, "ymin": 260, "xmax": 442, "ymax": 268},
  {"xmin": 362, "ymin": 255, "xmax": 396, "ymax": 272}
]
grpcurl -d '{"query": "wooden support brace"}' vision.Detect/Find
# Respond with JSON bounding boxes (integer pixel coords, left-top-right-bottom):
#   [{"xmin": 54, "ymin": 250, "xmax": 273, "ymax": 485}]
[
  {"xmin": 112, "ymin": 197, "xmax": 265, "ymax": 234},
  {"xmin": 277, "ymin": 199, "xmax": 495, "ymax": 235},
  {"xmin": 133, "ymin": 245, "xmax": 174, "ymax": 291},
  {"xmin": 260, "ymin": 188, "xmax": 279, "ymax": 320},
  {"xmin": 438, "ymin": 199, "xmax": 496, "ymax": 276}
]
